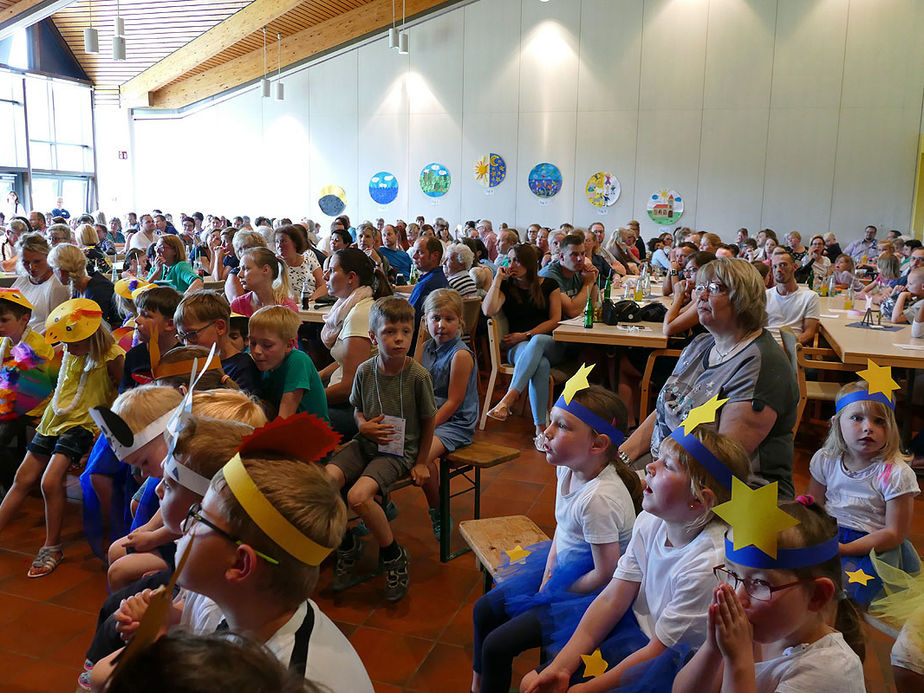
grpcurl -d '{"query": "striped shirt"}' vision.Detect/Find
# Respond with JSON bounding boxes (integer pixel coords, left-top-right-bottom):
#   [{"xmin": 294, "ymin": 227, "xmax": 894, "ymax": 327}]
[{"xmin": 447, "ymin": 271, "xmax": 479, "ymax": 298}]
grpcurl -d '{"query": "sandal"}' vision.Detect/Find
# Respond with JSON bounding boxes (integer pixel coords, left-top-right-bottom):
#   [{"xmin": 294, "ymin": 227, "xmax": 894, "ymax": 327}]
[
  {"xmin": 27, "ymin": 545, "xmax": 63, "ymax": 578},
  {"xmin": 486, "ymin": 402, "xmax": 510, "ymax": 422}
]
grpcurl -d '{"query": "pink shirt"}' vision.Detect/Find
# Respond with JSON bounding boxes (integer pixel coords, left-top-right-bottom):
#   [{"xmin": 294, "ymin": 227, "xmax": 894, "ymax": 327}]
[{"xmin": 230, "ymin": 291, "xmax": 298, "ymax": 317}]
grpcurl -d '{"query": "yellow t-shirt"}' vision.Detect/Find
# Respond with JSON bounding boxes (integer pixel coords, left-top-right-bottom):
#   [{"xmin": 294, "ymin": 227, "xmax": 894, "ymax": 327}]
[{"xmin": 38, "ymin": 343, "xmax": 124, "ymax": 437}]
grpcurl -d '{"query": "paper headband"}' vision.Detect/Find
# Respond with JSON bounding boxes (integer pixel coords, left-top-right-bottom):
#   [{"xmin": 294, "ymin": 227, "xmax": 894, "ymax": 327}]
[
  {"xmin": 552, "ymin": 364, "xmax": 626, "ymax": 446},
  {"xmin": 90, "ymin": 407, "xmax": 174, "ymax": 461},
  {"xmin": 162, "ymin": 453, "xmax": 211, "ymax": 496},
  {"xmin": 835, "ymin": 360, "xmax": 899, "ymax": 412},
  {"xmin": 222, "ymin": 453, "xmax": 334, "ymax": 566},
  {"xmin": 725, "ymin": 535, "xmax": 840, "ymax": 570},
  {"xmin": 0, "ymin": 288, "xmax": 34, "ymax": 311},
  {"xmin": 44, "ymin": 298, "xmax": 103, "ymax": 344}
]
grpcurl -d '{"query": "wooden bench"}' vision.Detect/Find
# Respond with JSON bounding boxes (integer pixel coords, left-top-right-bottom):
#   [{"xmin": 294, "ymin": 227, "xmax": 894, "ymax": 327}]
[{"xmin": 459, "ymin": 515, "xmax": 550, "ymax": 593}]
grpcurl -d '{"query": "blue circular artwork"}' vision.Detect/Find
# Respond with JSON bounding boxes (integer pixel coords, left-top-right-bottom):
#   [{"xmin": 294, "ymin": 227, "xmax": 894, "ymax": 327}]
[
  {"xmin": 474, "ymin": 153, "xmax": 507, "ymax": 188},
  {"xmin": 528, "ymin": 163, "xmax": 562, "ymax": 198},
  {"xmin": 369, "ymin": 171, "xmax": 398, "ymax": 205},
  {"xmin": 419, "ymin": 163, "xmax": 451, "ymax": 198}
]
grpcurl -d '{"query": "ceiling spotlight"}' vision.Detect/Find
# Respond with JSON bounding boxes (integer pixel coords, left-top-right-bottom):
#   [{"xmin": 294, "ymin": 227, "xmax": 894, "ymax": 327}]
[
  {"xmin": 112, "ymin": 35, "xmax": 126, "ymax": 61},
  {"xmin": 398, "ymin": 31, "xmax": 408, "ymax": 54}
]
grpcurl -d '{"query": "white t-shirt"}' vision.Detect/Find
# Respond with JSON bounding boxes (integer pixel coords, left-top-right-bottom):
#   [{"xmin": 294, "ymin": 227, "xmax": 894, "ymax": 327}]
[
  {"xmin": 554, "ymin": 465, "xmax": 635, "ymax": 556},
  {"xmin": 177, "ymin": 589, "xmax": 223, "ymax": 632},
  {"xmin": 613, "ymin": 511, "xmax": 725, "ymax": 648},
  {"xmin": 12, "ymin": 273, "xmax": 71, "ymax": 333},
  {"xmin": 264, "ymin": 600, "xmax": 373, "ymax": 693},
  {"xmin": 766, "ymin": 286, "xmax": 820, "ymax": 344},
  {"xmin": 801, "ymin": 254, "xmax": 832, "ymax": 279},
  {"xmin": 754, "ymin": 632, "xmax": 864, "ymax": 693},
  {"xmin": 809, "ymin": 450, "xmax": 920, "ymax": 533},
  {"xmin": 128, "ymin": 230, "xmax": 156, "ymax": 251},
  {"xmin": 329, "ymin": 296, "xmax": 375, "ymax": 386}
]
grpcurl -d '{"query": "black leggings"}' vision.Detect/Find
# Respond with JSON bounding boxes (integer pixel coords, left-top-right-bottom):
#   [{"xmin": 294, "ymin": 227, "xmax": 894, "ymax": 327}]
[{"xmin": 472, "ymin": 587, "xmax": 544, "ymax": 693}]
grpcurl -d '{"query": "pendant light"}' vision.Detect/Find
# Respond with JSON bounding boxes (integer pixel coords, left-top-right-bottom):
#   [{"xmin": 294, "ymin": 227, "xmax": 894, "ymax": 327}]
[
  {"xmin": 388, "ymin": 0, "xmax": 398, "ymax": 49},
  {"xmin": 275, "ymin": 33, "xmax": 284, "ymax": 101},
  {"xmin": 83, "ymin": 1, "xmax": 99, "ymax": 54},
  {"xmin": 398, "ymin": 0, "xmax": 408, "ymax": 54},
  {"xmin": 112, "ymin": 1, "xmax": 126, "ymax": 62},
  {"xmin": 261, "ymin": 28, "xmax": 271, "ymax": 98}
]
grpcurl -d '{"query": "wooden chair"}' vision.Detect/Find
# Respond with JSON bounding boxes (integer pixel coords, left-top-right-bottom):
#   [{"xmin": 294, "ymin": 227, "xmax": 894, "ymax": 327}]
[
  {"xmin": 412, "ymin": 298, "xmax": 482, "ymax": 362},
  {"xmin": 480, "ymin": 317, "xmax": 559, "ymax": 430},
  {"xmin": 459, "ymin": 515, "xmax": 550, "ymax": 593},
  {"xmin": 638, "ymin": 348, "xmax": 683, "ymax": 421}
]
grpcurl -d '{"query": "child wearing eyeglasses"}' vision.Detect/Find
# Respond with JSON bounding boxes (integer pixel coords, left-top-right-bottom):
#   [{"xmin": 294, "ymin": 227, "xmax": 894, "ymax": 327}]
[
  {"xmin": 521, "ymin": 427, "xmax": 751, "ymax": 693},
  {"xmin": 673, "ymin": 498, "xmax": 865, "ymax": 693}
]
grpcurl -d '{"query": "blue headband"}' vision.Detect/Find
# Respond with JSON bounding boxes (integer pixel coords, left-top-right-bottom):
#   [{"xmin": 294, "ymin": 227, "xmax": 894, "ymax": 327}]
[
  {"xmin": 725, "ymin": 535, "xmax": 840, "ymax": 570},
  {"xmin": 835, "ymin": 390, "xmax": 894, "ymax": 412},
  {"xmin": 669, "ymin": 428, "xmax": 737, "ymax": 490},
  {"xmin": 553, "ymin": 396, "xmax": 625, "ymax": 448}
]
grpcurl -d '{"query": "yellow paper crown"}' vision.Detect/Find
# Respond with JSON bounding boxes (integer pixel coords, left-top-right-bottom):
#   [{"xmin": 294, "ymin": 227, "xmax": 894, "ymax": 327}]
[
  {"xmin": 0, "ymin": 288, "xmax": 34, "ymax": 311},
  {"xmin": 114, "ymin": 277, "xmax": 155, "ymax": 301},
  {"xmin": 44, "ymin": 298, "xmax": 103, "ymax": 344}
]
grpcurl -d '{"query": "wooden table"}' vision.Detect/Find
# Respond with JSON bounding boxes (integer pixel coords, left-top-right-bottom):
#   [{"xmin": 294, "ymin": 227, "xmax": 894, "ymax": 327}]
[
  {"xmin": 552, "ymin": 295, "xmax": 670, "ymax": 348},
  {"xmin": 817, "ymin": 296, "xmax": 924, "ymax": 369},
  {"xmin": 299, "ymin": 304, "xmax": 328, "ymax": 323}
]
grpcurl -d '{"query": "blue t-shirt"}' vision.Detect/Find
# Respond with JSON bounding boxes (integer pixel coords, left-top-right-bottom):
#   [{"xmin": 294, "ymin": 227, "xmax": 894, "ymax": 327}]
[
  {"xmin": 380, "ymin": 246, "xmax": 411, "ymax": 279},
  {"xmin": 259, "ymin": 349, "xmax": 329, "ymax": 421},
  {"xmin": 221, "ymin": 352, "xmax": 260, "ymax": 394}
]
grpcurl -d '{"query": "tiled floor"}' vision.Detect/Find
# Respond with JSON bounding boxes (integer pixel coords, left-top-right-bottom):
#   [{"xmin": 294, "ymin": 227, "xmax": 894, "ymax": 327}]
[{"xmin": 0, "ymin": 418, "xmax": 920, "ymax": 692}]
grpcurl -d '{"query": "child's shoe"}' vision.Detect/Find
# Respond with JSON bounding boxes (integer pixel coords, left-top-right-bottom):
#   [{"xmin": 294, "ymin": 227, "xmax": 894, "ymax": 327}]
[
  {"xmin": 77, "ymin": 670, "xmax": 92, "ymax": 691},
  {"xmin": 352, "ymin": 500, "xmax": 399, "ymax": 537},
  {"xmin": 428, "ymin": 507, "xmax": 453, "ymax": 542},
  {"xmin": 382, "ymin": 545, "xmax": 410, "ymax": 602},
  {"xmin": 331, "ymin": 537, "xmax": 364, "ymax": 592},
  {"xmin": 27, "ymin": 545, "xmax": 63, "ymax": 578}
]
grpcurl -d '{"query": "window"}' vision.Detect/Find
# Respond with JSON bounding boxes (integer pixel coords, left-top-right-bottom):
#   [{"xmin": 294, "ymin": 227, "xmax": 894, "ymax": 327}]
[
  {"xmin": 0, "ymin": 70, "xmax": 27, "ymax": 168},
  {"xmin": 25, "ymin": 74, "xmax": 94, "ymax": 173}
]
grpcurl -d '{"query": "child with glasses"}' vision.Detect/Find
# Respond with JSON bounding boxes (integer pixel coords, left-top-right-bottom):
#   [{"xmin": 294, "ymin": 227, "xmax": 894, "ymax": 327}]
[
  {"xmin": 521, "ymin": 426, "xmax": 751, "ymax": 692},
  {"xmin": 674, "ymin": 497, "xmax": 865, "ymax": 693}
]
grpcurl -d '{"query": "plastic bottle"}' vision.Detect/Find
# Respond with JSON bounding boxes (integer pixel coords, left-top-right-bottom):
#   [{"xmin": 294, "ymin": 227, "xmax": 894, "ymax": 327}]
[
  {"xmin": 634, "ymin": 266, "xmax": 646, "ymax": 302},
  {"xmin": 826, "ymin": 274, "xmax": 835, "ymax": 297},
  {"xmin": 844, "ymin": 285, "xmax": 854, "ymax": 310}
]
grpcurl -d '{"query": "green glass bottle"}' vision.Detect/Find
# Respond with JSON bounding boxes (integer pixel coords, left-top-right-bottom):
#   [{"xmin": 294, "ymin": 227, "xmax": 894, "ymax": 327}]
[
  {"xmin": 584, "ymin": 291, "xmax": 594, "ymax": 328},
  {"xmin": 603, "ymin": 273, "xmax": 612, "ymax": 302}
]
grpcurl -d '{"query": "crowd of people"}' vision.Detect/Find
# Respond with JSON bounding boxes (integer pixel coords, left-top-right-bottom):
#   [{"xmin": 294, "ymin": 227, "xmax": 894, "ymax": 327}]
[{"xmin": 0, "ymin": 202, "xmax": 921, "ymax": 692}]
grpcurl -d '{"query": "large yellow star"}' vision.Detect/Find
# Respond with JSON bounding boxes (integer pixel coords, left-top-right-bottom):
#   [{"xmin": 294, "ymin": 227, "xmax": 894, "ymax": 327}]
[
  {"xmin": 856, "ymin": 359, "xmax": 899, "ymax": 401},
  {"xmin": 846, "ymin": 568, "xmax": 875, "ymax": 586},
  {"xmin": 713, "ymin": 478, "xmax": 798, "ymax": 558},
  {"xmin": 505, "ymin": 545, "xmax": 531, "ymax": 564},
  {"xmin": 679, "ymin": 394, "xmax": 729, "ymax": 435},
  {"xmin": 581, "ymin": 649, "xmax": 609, "ymax": 679},
  {"xmin": 561, "ymin": 363, "xmax": 595, "ymax": 405}
]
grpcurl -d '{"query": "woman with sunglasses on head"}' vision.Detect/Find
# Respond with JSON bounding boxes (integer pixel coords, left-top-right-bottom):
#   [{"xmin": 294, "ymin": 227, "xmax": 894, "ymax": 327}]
[{"xmin": 618, "ymin": 258, "xmax": 799, "ymax": 498}]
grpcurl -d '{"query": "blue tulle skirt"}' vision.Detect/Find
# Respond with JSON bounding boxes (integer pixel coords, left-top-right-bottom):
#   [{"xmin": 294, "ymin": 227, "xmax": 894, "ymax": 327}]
[
  {"xmin": 840, "ymin": 526, "xmax": 921, "ymax": 608},
  {"xmin": 79, "ymin": 436, "xmax": 140, "ymax": 561}
]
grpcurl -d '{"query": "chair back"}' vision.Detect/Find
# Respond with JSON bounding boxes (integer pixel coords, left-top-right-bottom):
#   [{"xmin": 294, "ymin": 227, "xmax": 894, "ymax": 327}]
[
  {"xmin": 413, "ymin": 316, "xmax": 431, "ymax": 362},
  {"xmin": 462, "ymin": 297, "xmax": 482, "ymax": 339}
]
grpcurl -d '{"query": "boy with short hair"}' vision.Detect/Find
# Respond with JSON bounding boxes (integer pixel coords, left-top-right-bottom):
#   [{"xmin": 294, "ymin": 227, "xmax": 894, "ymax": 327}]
[
  {"xmin": 228, "ymin": 312, "xmax": 248, "ymax": 352},
  {"xmin": 325, "ymin": 296, "xmax": 437, "ymax": 602},
  {"xmin": 174, "ymin": 290, "xmax": 259, "ymax": 393},
  {"xmin": 0, "ymin": 288, "xmax": 55, "ymax": 489},
  {"xmin": 248, "ymin": 305, "xmax": 327, "ymax": 420},
  {"xmin": 891, "ymin": 266, "xmax": 924, "ymax": 324},
  {"xmin": 120, "ymin": 286, "xmax": 182, "ymax": 392}
]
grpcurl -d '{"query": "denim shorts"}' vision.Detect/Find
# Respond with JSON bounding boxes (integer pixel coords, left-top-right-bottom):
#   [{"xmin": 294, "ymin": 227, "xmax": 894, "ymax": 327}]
[{"xmin": 28, "ymin": 427, "xmax": 95, "ymax": 463}]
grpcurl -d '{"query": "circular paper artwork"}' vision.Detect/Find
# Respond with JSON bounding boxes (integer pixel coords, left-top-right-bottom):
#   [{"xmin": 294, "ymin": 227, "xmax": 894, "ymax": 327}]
[
  {"xmin": 474, "ymin": 153, "xmax": 507, "ymax": 188},
  {"xmin": 318, "ymin": 185, "xmax": 346, "ymax": 217},
  {"xmin": 419, "ymin": 163, "xmax": 451, "ymax": 198},
  {"xmin": 646, "ymin": 189, "xmax": 683, "ymax": 225},
  {"xmin": 586, "ymin": 172, "xmax": 621, "ymax": 208},
  {"xmin": 369, "ymin": 172, "xmax": 398, "ymax": 205},
  {"xmin": 528, "ymin": 163, "xmax": 562, "ymax": 198}
]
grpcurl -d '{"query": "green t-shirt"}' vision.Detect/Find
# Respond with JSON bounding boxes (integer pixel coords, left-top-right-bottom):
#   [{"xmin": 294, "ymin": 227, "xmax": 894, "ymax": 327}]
[
  {"xmin": 260, "ymin": 349, "xmax": 329, "ymax": 421},
  {"xmin": 150, "ymin": 261, "xmax": 199, "ymax": 292}
]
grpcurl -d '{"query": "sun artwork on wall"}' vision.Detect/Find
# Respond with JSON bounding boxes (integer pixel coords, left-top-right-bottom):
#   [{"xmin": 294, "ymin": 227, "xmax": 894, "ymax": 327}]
[{"xmin": 474, "ymin": 153, "xmax": 507, "ymax": 188}]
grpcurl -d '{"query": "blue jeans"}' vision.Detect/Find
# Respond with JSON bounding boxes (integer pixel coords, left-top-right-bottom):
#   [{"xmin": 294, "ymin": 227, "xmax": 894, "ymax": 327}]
[{"xmin": 508, "ymin": 334, "xmax": 565, "ymax": 426}]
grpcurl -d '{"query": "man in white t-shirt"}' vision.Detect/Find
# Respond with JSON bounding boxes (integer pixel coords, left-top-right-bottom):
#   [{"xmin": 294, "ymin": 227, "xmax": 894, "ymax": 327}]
[
  {"xmin": 767, "ymin": 247, "xmax": 820, "ymax": 345},
  {"xmin": 128, "ymin": 213, "xmax": 157, "ymax": 251}
]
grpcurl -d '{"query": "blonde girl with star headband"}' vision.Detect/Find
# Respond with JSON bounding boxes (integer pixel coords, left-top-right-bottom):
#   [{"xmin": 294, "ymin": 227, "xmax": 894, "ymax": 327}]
[
  {"xmin": 673, "ymin": 497, "xmax": 865, "ymax": 693},
  {"xmin": 521, "ymin": 416, "xmax": 751, "ymax": 693},
  {"xmin": 472, "ymin": 382, "xmax": 640, "ymax": 693},
  {"xmin": 0, "ymin": 298, "xmax": 123, "ymax": 578},
  {"xmin": 807, "ymin": 376, "xmax": 919, "ymax": 608}
]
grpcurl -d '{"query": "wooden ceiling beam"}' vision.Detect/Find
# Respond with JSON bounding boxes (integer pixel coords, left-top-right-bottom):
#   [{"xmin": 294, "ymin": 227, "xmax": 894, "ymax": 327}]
[
  {"xmin": 148, "ymin": 0, "xmax": 454, "ymax": 109},
  {"xmin": 120, "ymin": 0, "xmax": 307, "ymax": 108},
  {"xmin": 0, "ymin": 0, "xmax": 77, "ymax": 41}
]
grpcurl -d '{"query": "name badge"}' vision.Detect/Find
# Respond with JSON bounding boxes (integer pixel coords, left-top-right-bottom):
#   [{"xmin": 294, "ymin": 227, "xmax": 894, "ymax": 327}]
[{"xmin": 378, "ymin": 414, "xmax": 406, "ymax": 457}]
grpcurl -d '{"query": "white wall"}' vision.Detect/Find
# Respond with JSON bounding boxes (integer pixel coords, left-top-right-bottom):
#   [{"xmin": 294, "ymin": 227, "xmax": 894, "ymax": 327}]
[{"xmin": 116, "ymin": 0, "xmax": 924, "ymax": 243}]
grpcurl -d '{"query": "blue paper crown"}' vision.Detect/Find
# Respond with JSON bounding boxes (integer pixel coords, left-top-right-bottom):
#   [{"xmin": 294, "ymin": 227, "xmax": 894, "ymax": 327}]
[
  {"xmin": 668, "ymin": 427, "xmax": 736, "ymax": 490},
  {"xmin": 553, "ymin": 395, "xmax": 625, "ymax": 448},
  {"xmin": 725, "ymin": 535, "xmax": 840, "ymax": 570},
  {"xmin": 835, "ymin": 389, "xmax": 894, "ymax": 413}
]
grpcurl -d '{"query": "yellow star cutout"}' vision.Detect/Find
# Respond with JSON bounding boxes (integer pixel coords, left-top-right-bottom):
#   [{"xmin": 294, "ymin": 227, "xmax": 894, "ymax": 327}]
[
  {"xmin": 561, "ymin": 363, "xmax": 594, "ymax": 405},
  {"xmin": 713, "ymin": 478, "xmax": 798, "ymax": 558},
  {"xmin": 846, "ymin": 568, "xmax": 875, "ymax": 586},
  {"xmin": 856, "ymin": 359, "xmax": 899, "ymax": 401},
  {"xmin": 580, "ymin": 649, "xmax": 609, "ymax": 679},
  {"xmin": 505, "ymin": 545, "xmax": 531, "ymax": 564},
  {"xmin": 679, "ymin": 394, "xmax": 729, "ymax": 435}
]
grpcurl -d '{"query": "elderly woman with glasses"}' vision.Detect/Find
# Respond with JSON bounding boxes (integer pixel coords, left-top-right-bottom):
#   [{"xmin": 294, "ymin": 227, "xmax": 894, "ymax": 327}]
[{"xmin": 619, "ymin": 258, "xmax": 799, "ymax": 497}]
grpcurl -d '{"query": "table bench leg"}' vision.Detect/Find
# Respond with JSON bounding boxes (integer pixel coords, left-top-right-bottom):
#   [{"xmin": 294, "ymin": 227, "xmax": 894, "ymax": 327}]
[{"xmin": 439, "ymin": 458, "xmax": 475, "ymax": 563}]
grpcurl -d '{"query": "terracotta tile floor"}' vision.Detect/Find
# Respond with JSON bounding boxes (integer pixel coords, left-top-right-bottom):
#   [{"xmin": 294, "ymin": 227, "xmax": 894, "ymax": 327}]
[{"xmin": 0, "ymin": 417, "xmax": 920, "ymax": 692}]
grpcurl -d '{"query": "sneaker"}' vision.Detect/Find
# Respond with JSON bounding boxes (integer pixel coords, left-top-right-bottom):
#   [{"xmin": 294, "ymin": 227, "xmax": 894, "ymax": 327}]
[
  {"xmin": 352, "ymin": 499, "xmax": 400, "ymax": 537},
  {"xmin": 331, "ymin": 537, "xmax": 364, "ymax": 592},
  {"xmin": 428, "ymin": 507, "xmax": 454, "ymax": 543},
  {"xmin": 77, "ymin": 670, "xmax": 91, "ymax": 691},
  {"xmin": 382, "ymin": 545, "xmax": 410, "ymax": 603}
]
